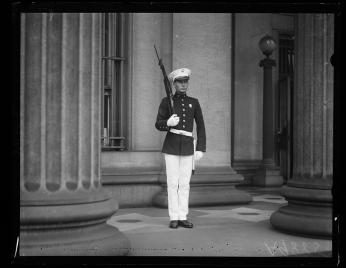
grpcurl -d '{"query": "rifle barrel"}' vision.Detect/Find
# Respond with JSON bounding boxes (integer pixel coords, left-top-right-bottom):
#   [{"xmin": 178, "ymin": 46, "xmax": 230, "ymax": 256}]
[
  {"xmin": 154, "ymin": 45, "xmax": 160, "ymax": 62},
  {"xmin": 154, "ymin": 44, "xmax": 174, "ymax": 115}
]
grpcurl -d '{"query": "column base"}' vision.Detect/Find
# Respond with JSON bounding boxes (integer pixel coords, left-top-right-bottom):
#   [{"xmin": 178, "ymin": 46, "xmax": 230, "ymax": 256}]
[
  {"xmin": 20, "ymin": 190, "xmax": 131, "ymax": 256},
  {"xmin": 253, "ymin": 168, "xmax": 283, "ymax": 187},
  {"xmin": 20, "ymin": 222, "xmax": 130, "ymax": 256},
  {"xmin": 152, "ymin": 167, "xmax": 252, "ymax": 207},
  {"xmin": 270, "ymin": 185, "xmax": 332, "ymax": 238}
]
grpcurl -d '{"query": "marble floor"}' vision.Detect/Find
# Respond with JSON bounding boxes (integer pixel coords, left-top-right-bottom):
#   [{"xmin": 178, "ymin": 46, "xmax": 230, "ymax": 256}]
[{"xmin": 106, "ymin": 187, "xmax": 333, "ymax": 257}]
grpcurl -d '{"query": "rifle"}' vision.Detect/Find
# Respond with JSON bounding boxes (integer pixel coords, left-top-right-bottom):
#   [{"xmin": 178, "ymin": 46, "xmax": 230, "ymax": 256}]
[{"xmin": 154, "ymin": 45, "xmax": 175, "ymax": 115}]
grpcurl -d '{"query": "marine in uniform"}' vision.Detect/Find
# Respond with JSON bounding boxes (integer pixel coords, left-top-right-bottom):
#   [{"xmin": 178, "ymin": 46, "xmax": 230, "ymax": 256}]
[{"xmin": 155, "ymin": 68, "xmax": 206, "ymax": 229}]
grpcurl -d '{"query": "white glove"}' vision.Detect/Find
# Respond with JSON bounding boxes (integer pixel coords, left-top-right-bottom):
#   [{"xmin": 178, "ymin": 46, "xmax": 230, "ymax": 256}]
[
  {"xmin": 194, "ymin": 151, "xmax": 204, "ymax": 161},
  {"xmin": 167, "ymin": 114, "xmax": 180, "ymax": 127}
]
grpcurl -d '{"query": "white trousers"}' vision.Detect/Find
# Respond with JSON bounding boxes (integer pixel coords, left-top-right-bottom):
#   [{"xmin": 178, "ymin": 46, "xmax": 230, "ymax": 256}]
[{"xmin": 164, "ymin": 154, "xmax": 193, "ymax": 221}]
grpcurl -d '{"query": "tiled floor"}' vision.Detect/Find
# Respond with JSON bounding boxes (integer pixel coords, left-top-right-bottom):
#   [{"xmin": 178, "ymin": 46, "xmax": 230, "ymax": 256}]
[{"xmin": 106, "ymin": 187, "xmax": 333, "ymax": 257}]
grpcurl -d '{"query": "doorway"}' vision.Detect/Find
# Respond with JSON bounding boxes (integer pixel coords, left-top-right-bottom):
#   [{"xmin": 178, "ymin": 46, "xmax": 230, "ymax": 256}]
[{"xmin": 276, "ymin": 34, "xmax": 294, "ymax": 183}]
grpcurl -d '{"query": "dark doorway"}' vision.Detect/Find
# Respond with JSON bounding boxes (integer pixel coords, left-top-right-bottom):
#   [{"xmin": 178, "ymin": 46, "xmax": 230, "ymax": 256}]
[{"xmin": 276, "ymin": 34, "xmax": 294, "ymax": 183}]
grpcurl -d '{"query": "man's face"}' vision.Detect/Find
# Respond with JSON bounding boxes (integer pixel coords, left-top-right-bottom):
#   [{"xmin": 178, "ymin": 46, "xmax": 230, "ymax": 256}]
[{"xmin": 174, "ymin": 78, "xmax": 189, "ymax": 94}]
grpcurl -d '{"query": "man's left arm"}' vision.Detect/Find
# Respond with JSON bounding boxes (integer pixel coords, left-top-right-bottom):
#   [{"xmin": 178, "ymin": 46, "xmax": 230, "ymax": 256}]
[{"xmin": 194, "ymin": 99, "xmax": 206, "ymax": 154}]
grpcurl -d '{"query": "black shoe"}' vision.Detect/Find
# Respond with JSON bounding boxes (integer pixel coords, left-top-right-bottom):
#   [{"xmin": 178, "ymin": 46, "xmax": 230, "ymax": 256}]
[
  {"xmin": 169, "ymin": 220, "xmax": 179, "ymax": 229},
  {"xmin": 178, "ymin": 220, "xmax": 193, "ymax": 228}
]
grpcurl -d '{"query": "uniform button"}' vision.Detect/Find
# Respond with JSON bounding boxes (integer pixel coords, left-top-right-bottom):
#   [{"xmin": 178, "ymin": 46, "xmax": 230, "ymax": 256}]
[
  {"xmin": 183, "ymin": 120, "xmax": 185, "ymax": 122},
  {"xmin": 183, "ymin": 125, "xmax": 185, "ymax": 128},
  {"xmin": 182, "ymin": 104, "xmax": 184, "ymax": 106},
  {"xmin": 183, "ymin": 114, "xmax": 185, "ymax": 117},
  {"xmin": 183, "ymin": 109, "xmax": 185, "ymax": 111}
]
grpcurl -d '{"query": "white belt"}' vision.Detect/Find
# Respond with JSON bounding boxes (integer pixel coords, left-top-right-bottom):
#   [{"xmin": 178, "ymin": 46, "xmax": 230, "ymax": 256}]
[{"xmin": 169, "ymin": 128, "xmax": 193, "ymax": 137}]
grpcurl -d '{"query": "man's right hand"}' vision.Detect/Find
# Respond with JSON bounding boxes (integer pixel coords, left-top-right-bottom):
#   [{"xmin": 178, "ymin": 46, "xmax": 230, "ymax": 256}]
[{"xmin": 167, "ymin": 114, "xmax": 180, "ymax": 127}]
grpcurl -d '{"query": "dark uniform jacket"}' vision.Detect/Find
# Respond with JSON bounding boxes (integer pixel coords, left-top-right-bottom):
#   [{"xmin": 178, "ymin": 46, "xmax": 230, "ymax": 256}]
[{"xmin": 155, "ymin": 92, "xmax": 206, "ymax": 156}]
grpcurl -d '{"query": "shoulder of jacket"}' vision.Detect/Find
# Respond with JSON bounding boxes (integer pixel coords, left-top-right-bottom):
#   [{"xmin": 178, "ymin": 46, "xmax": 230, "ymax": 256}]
[{"xmin": 187, "ymin": 96, "xmax": 199, "ymax": 102}]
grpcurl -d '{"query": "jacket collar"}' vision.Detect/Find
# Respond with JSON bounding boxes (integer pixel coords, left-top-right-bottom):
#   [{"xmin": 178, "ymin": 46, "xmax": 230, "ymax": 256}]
[{"xmin": 173, "ymin": 92, "xmax": 187, "ymax": 99}]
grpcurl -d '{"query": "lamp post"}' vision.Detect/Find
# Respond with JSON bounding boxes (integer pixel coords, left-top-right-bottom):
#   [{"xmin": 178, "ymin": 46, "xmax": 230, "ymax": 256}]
[{"xmin": 253, "ymin": 35, "xmax": 283, "ymax": 186}]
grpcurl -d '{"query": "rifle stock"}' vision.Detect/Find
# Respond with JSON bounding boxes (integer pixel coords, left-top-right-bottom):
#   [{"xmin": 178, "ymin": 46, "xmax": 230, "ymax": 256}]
[{"xmin": 154, "ymin": 45, "xmax": 175, "ymax": 115}]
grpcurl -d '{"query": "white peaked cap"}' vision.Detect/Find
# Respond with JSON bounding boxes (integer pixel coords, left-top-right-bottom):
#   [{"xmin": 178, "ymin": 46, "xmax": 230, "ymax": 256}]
[{"xmin": 168, "ymin": 68, "xmax": 192, "ymax": 82}]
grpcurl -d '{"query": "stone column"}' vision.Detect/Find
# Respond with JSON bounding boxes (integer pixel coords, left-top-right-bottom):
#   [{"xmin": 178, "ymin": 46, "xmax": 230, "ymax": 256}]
[
  {"xmin": 270, "ymin": 14, "xmax": 334, "ymax": 237},
  {"xmin": 20, "ymin": 13, "xmax": 130, "ymax": 255}
]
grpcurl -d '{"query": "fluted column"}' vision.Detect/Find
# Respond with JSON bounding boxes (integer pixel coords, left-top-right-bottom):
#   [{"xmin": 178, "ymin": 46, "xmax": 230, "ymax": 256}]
[
  {"xmin": 270, "ymin": 14, "xmax": 334, "ymax": 237},
  {"xmin": 20, "ymin": 13, "xmax": 130, "ymax": 255}
]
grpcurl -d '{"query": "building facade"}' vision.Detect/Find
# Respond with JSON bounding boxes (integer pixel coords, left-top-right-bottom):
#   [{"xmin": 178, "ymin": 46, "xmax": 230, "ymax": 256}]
[{"xmin": 19, "ymin": 12, "xmax": 334, "ymax": 255}]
